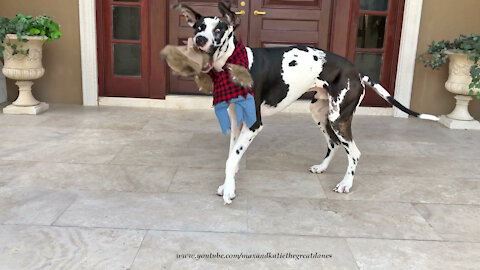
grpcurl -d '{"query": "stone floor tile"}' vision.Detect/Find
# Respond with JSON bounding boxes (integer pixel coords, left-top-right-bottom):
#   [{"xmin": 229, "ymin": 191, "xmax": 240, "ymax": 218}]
[
  {"xmin": 111, "ymin": 145, "xmax": 245, "ymax": 169},
  {"xmin": 0, "ymin": 126, "xmax": 75, "ymax": 143},
  {"xmin": 169, "ymin": 168, "xmax": 326, "ymax": 199},
  {"xmin": 7, "ymin": 162, "xmax": 176, "ymax": 193},
  {"xmin": 55, "ymin": 190, "xmax": 247, "ymax": 232},
  {"xmin": 131, "ymin": 230, "xmax": 358, "ymax": 270},
  {"xmin": 414, "ymin": 203, "xmax": 480, "ymax": 242},
  {"xmin": 1, "ymin": 141, "xmax": 122, "ymax": 164},
  {"xmin": 68, "ymin": 129, "xmax": 194, "ymax": 147},
  {"xmin": 0, "ymin": 160, "xmax": 35, "ymax": 186},
  {"xmin": 0, "ymin": 225, "xmax": 144, "ymax": 270},
  {"xmin": 347, "ymin": 238, "xmax": 480, "ymax": 270},
  {"xmin": 318, "ymin": 174, "xmax": 480, "ymax": 204},
  {"xmin": 0, "ymin": 187, "xmax": 77, "ymax": 225},
  {"xmin": 247, "ymin": 196, "xmax": 441, "ymax": 240}
]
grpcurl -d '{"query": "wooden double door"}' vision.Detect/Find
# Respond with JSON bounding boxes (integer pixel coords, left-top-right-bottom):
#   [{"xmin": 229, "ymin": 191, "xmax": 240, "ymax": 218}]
[
  {"xmin": 98, "ymin": 0, "xmax": 404, "ymax": 106},
  {"xmin": 169, "ymin": 0, "xmax": 333, "ymax": 94}
]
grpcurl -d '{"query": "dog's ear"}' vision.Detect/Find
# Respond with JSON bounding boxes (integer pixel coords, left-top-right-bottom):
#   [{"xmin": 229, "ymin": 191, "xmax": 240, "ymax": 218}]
[
  {"xmin": 173, "ymin": 4, "xmax": 202, "ymax": 27},
  {"xmin": 218, "ymin": 1, "xmax": 238, "ymax": 27}
]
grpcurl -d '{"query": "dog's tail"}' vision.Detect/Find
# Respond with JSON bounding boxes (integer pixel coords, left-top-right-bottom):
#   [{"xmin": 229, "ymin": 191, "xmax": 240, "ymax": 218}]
[{"xmin": 360, "ymin": 74, "xmax": 439, "ymax": 121}]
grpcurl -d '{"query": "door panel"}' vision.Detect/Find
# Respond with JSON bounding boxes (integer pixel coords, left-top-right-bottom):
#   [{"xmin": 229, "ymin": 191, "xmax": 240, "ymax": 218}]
[
  {"xmin": 102, "ymin": 0, "xmax": 150, "ymax": 97},
  {"xmin": 351, "ymin": 0, "xmax": 404, "ymax": 106},
  {"xmin": 168, "ymin": 0, "xmax": 249, "ymax": 94},
  {"xmin": 248, "ymin": 0, "xmax": 332, "ymax": 49}
]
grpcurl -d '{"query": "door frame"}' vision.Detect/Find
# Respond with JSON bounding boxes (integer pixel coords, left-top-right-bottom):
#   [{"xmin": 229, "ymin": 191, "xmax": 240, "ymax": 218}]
[
  {"xmin": 81, "ymin": 0, "xmax": 422, "ymax": 118},
  {"xmin": 90, "ymin": 0, "xmax": 168, "ymax": 101}
]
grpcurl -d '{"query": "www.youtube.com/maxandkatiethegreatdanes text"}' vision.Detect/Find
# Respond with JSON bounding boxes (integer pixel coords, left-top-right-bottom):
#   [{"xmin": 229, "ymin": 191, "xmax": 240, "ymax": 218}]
[{"xmin": 177, "ymin": 252, "xmax": 333, "ymax": 261}]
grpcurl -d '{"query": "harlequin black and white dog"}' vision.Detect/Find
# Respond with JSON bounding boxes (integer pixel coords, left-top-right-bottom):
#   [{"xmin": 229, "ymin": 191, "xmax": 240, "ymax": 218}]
[{"xmin": 174, "ymin": 1, "xmax": 439, "ymax": 204}]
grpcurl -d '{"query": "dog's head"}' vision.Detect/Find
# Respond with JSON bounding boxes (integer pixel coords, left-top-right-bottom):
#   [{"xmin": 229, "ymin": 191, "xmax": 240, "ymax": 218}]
[{"xmin": 174, "ymin": 1, "xmax": 239, "ymax": 71}]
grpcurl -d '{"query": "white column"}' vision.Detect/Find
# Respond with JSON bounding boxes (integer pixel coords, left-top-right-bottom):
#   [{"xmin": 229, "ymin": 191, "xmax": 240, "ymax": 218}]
[
  {"xmin": 393, "ymin": 0, "xmax": 424, "ymax": 118},
  {"xmin": 79, "ymin": 0, "xmax": 99, "ymax": 106}
]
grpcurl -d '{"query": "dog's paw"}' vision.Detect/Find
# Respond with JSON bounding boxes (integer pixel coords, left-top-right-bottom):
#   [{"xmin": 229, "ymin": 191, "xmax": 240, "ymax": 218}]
[
  {"xmin": 218, "ymin": 184, "xmax": 236, "ymax": 205},
  {"xmin": 309, "ymin": 164, "xmax": 327, "ymax": 174},
  {"xmin": 333, "ymin": 179, "xmax": 352, "ymax": 193},
  {"xmin": 217, "ymin": 184, "xmax": 224, "ymax": 196}
]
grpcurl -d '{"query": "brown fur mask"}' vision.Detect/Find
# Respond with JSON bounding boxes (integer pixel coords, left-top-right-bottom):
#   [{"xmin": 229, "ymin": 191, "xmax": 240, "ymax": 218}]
[{"xmin": 161, "ymin": 38, "xmax": 254, "ymax": 93}]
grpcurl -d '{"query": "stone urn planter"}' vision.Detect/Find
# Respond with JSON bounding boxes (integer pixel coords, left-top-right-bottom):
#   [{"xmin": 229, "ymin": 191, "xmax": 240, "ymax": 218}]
[
  {"xmin": 2, "ymin": 34, "xmax": 49, "ymax": 114},
  {"xmin": 438, "ymin": 51, "xmax": 480, "ymax": 130}
]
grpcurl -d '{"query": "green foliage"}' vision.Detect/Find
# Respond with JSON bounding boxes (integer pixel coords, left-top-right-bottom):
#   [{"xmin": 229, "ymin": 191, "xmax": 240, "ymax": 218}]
[
  {"xmin": 0, "ymin": 14, "xmax": 62, "ymax": 57},
  {"xmin": 419, "ymin": 34, "xmax": 480, "ymax": 99}
]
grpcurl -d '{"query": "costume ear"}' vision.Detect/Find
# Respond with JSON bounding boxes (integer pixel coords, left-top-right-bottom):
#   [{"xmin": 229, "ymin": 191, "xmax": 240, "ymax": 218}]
[
  {"xmin": 218, "ymin": 1, "xmax": 237, "ymax": 26},
  {"xmin": 173, "ymin": 4, "xmax": 202, "ymax": 27}
]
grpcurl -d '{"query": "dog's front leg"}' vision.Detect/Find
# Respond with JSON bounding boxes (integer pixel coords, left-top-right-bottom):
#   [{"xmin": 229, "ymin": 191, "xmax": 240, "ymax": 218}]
[
  {"xmin": 228, "ymin": 104, "xmax": 244, "ymax": 173},
  {"xmin": 218, "ymin": 125, "xmax": 262, "ymax": 204}
]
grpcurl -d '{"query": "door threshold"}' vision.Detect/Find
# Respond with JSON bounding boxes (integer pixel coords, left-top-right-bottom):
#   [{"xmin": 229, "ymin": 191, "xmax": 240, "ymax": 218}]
[{"xmin": 98, "ymin": 95, "xmax": 394, "ymax": 116}]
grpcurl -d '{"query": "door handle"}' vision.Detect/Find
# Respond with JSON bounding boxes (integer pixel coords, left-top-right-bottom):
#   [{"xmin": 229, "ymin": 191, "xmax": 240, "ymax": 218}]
[
  {"xmin": 235, "ymin": 10, "xmax": 245, "ymax": 15},
  {"xmin": 254, "ymin": 10, "xmax": 267, "ymax": 15}
]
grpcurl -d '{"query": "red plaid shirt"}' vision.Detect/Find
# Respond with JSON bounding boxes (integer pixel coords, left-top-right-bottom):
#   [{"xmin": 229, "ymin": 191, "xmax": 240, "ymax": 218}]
[{"xmin": 209, "ymin": 39, "xmax": 253, "ymax": 105}]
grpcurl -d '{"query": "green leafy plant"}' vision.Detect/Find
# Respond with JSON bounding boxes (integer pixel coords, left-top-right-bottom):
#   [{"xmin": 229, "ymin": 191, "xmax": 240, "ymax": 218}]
[
  {"xmin": 0, "ymin": 14, "xmax": 62, "ymax": 57},
  {"xmin": 419, "ymin": 34, "xmax": 480, "ymax": 99}
]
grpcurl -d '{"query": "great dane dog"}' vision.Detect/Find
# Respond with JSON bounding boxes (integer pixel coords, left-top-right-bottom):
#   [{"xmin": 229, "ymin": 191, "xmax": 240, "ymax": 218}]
[{"xmin": 174, "ymin": 1, "xmax": 439, "ymax": 204}]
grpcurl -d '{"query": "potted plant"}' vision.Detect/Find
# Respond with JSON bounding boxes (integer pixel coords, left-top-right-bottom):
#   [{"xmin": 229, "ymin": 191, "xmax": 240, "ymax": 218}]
[
  {"xmin": 419, "ymin": 34, "xmax": 480, "ymax": 130},
  {"xmin": 0, "ymin": 14, "xmax": 62, "ymax": 114}
]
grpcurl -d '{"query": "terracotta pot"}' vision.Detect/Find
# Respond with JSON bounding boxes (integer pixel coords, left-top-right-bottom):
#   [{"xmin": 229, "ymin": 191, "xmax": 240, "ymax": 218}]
[
  {"xmin": 2, "ymin": 34, "xmax": 49, "ymax": 114},
  {"xmin": 439, "ymin": 51, "xmax": 480, "ymax": 130}
]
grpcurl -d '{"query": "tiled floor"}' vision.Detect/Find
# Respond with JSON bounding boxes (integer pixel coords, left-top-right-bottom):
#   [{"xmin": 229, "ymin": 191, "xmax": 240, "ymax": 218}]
[{"xmin": 1, "ymin": 104, "xmax": 480, "ymax": 269}]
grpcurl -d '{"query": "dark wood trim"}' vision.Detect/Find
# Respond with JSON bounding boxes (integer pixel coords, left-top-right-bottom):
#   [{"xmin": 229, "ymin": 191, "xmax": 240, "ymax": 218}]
[
  {"xmin": 329, "ymin": 0, "xmax": 354, "ymax": 58},
  {"xmin": 388, "ymin": 0, "xmax": 405, "ymax": 92},
  {"xmin": 96, "ymin": 0, "xmax": 105, "ymax": 97},
  {"xmin": 112, "ymin": 1, "xmax": 142, "ymax": 6},
  {"xmin": 358, "ymin": 10, "xmax": 389, "ymax": 15},
  {"xmin": 112, "ymin": 39, "xmax": 142, "ymax": 44},
  {"xmin": 356, "ymin": 48, "xmax": 384, "ymax": 53},
  {"xmin": 150, "ymin": 0, "xmax": 168, "ymax": 99}
]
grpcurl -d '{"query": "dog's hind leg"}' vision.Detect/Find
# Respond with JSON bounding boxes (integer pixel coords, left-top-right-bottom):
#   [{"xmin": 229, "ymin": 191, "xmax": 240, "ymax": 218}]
[
  {"xmin": 309, "ymin": 93, "xmax": 340, "ymax": 174},
  {"xmin": 217, "ymin": 124, "xmax": 263, "ymax": 204},
  {"xmin": 327, "ymin": 79, "xmax": 363, "ymax": 193}
]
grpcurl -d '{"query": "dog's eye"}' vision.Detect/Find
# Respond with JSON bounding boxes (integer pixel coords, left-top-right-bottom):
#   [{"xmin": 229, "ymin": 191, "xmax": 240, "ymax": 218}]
[{"xmin": 197, "ymin": 27, "xmax": 202, "ymax": 31}]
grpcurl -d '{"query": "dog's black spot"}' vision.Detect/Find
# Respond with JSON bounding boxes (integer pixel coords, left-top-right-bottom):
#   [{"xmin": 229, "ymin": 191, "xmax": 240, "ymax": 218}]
[
  {"xmin": 341, "ymin": 142, "xmax": 349, "ymax": 147},
  {"xmin": 351, "ymin": 171, "xmax": 355, "ymax": 176},
  {"xmin": 317, "ymin": 121, "xmax": 322, "ymax": 126},
  {"xmin": 239, "ymin": 146, "xmax": 243, "ymax": 150},
  {"xmin": 311, "ymin": 98, "xmax": 318, "ymax": 104},
  {"xmin": 353, "ymin": 159, "xmax": 357, "ymax": 165},
  {"xmin": 313, "ymin": 55, "xmax": 318, "ymax": 61},
  {"xmin": 236, "ymin": 149, "xmax": 240, "ymax": 154},
  {"xmin": 329, "ymin": 140, "xmax": 335, "ymax": 149},
  {"xmin": 289, "ymin": 60, "xmax": 297, "ymax": 67},
  {"xmin": 294, "ymin": 54, "xmax": 298, "ymax": 57},
  {"xmin": 345, "ymin": 149, "xmax": 350, "ymax": 155},
  {"xmin": 325, "ymin": 148, "xmax": 331, "ymax": 158},
  {"xmin": 194, "ymin": 23, "xmax": 206, "ymax": 34}
]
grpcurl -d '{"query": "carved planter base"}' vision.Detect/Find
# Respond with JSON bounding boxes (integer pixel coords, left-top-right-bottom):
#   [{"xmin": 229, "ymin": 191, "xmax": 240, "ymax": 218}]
[
  {"xmin": 3, "ymin": 102, "xmax": 49, "ymax": 115},
  {"xmin": 2, "ymin": 34, "xmax": 48, "ymax": 115},
  {"xmin": 441, "ymin": 52, "xmax": 480, "ymax": 130},
  {"xmin": 439, "ymin": 116, "xmax": 480, "ymax": 130}
]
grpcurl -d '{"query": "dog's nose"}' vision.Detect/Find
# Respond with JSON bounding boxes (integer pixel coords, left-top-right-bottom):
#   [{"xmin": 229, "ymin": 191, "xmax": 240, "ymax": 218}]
[{"xmin": 195, "ymin": 36, "xmax": 208, "ymax": 47}]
